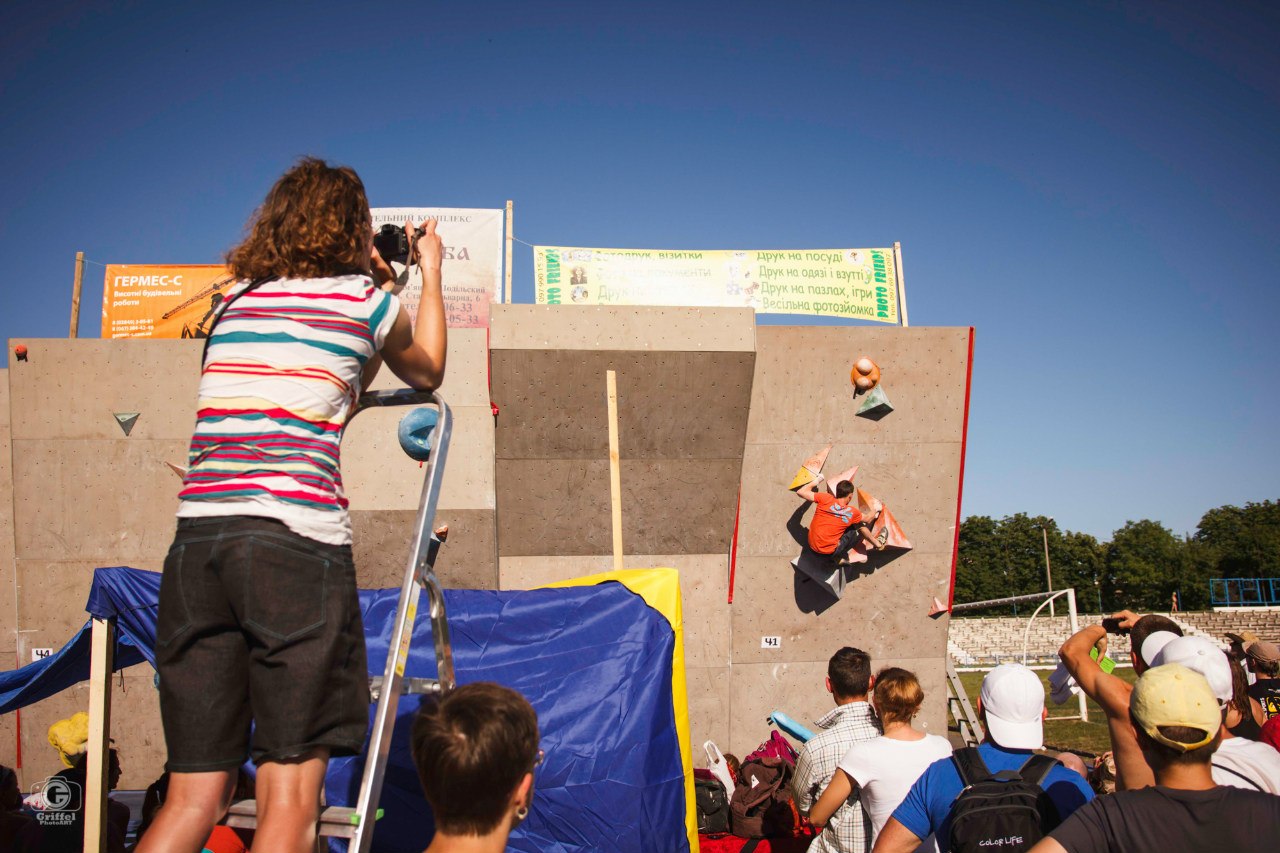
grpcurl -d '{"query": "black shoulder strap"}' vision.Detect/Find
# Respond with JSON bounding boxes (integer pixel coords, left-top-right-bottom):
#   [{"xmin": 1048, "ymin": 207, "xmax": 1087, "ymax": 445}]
[
  {"xmin": 952, "ymin": 747, "xmax": 992, "ymax": 786},
  {"xmin": 1018, "ymin": 754, "xmax": 1060, "ymax": 787},
  {"xmin": 1212, "ymin": 761, "xmax": 1265, "ymax": 792},
  {"xmin": 740, "ymin": 840, "xmax": 761, "ymax": 853},
  {"xmin": 199, "ymin": 276, "xmax": 273, "ymax": 366}
]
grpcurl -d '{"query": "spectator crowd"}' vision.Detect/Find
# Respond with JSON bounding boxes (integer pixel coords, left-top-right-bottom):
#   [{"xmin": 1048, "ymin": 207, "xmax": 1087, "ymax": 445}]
[{"xmin": 768, "ymin": 613, "xmax": 1280, "ymax": 853}]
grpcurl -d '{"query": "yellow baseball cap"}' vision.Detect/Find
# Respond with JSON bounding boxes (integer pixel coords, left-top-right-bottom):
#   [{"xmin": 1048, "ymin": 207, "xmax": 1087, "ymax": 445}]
[{"xmin": 1130, "ymin": 663, "xmax": 1222, "ymax": 753}]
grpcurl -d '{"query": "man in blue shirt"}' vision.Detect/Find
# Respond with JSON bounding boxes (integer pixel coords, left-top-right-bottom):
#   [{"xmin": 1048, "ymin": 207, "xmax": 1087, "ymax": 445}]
[{"xmin": 872, "ymin": 663, "xmax": 1094, "ymax": 853}]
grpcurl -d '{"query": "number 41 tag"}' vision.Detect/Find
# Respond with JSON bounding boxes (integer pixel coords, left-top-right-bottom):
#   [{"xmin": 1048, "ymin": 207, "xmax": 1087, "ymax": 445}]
[{"xmin": 761, "ymin": 636, "xmax": 781, "ymax": 649}]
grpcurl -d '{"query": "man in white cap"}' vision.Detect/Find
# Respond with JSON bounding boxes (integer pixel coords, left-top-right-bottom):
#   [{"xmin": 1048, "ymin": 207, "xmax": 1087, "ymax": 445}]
[
  {"xmin": 1057, "ymin": 609, "xmax": 1183, "ymax": 790},
  {"xmin": 1153, "ymin": 634, "xmax": 1280, "ymax": 793},
  {"xmin": 872, "ymin": 663, "xmax": 1093, "ymax": 853},
  {"xmin": 1030, "ymin": 664, "xmax": 1280, "ymax": 853}
]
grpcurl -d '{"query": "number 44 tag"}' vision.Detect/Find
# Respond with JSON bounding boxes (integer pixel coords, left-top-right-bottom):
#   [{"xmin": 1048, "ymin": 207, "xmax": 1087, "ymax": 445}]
[{"xmin": 761, "ymin": 636, "xmax": 781, "ymax": 649}]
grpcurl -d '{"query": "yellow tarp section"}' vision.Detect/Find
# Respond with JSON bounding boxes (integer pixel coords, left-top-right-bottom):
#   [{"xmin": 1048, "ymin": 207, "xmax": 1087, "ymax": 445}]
[{"xmin": 542, "ymin": 568, "xmax": 697, "ymax": 853}]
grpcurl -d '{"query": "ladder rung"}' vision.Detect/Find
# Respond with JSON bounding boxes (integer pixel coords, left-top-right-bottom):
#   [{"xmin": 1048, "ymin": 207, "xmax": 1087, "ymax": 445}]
[
  {"xmin": 223, "ymin": 800, "xmax": 384, "ymax": 838},
  {"xmin": 368, "ymin": 676, "xmax": 442, "ymax": 701}
]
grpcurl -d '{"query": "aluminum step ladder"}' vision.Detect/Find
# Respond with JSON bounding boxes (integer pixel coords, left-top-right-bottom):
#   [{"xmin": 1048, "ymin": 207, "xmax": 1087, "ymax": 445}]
[
  {"xmin": 945, "ymin": 659, "xmax": 984, "ymax": 747},
  {"xmin": 223, "ymin": 389, "xmax": 456, "ymax": 852}
]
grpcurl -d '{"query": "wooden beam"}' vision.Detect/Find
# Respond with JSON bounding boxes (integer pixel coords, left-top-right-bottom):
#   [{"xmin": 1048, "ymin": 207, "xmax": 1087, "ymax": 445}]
[
  {"xmin": 84, "ymin": 617, "xmax": 115, "ymax": 853},
  {"xmin": 504, "ymin": 201, "xmax": 514, "ymax": 305},
  {"xmin": 69, "ymin": 251, "xmax": 85, "ymax": 338},
  {"xmin": 606, "ymin": 370, "xmax": 623, "ymax": 572}
]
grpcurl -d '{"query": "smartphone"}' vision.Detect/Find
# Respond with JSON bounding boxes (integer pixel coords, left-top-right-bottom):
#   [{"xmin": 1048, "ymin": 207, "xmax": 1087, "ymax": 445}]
[{"xmin": 1101, "ymin": 617, "xmax": 1129, "ymax": 635}]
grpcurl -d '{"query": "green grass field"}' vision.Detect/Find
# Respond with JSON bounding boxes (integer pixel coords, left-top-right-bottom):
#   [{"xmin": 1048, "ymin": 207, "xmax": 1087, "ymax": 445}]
[{"xmin": 954, "ymin": 667, "xmax": 1138, "ymax": 756}]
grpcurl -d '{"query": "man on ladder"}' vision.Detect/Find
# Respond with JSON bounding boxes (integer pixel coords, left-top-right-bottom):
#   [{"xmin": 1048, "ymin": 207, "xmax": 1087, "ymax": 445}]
[{"xmin": 137, "ymin": 159, "xmax": 447, "ymax": 853}]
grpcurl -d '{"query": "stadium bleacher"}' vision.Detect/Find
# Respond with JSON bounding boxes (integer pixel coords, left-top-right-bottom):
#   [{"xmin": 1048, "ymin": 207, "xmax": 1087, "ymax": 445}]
[{"xmin": 948, "ymin": 609, "xmax": 1280, "ymax": 667}]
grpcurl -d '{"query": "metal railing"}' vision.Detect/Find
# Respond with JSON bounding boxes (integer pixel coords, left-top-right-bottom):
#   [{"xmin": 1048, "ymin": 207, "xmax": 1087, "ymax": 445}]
[{"xmin": 1209, "ymin": 577, "xmax": 1280, "ymax": 607}]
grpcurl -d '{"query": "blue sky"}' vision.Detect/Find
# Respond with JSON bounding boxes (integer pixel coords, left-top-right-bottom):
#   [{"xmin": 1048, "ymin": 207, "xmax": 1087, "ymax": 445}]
[{"xmin": 2, "ymin": 2, "xmax": 1276, "ymax": 541}]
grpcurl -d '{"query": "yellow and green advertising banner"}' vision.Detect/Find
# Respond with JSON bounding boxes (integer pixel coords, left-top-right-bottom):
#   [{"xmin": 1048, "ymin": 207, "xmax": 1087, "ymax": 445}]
[{"xmin": 534, "ymin": 246, "xmax": 900, "ymax": 323}]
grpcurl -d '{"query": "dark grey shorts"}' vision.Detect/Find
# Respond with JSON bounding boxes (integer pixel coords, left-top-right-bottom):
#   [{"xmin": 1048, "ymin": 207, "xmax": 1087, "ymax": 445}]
[{"xmin": 155, "ymin": 516, "xmax": 370, "ymax": 771}]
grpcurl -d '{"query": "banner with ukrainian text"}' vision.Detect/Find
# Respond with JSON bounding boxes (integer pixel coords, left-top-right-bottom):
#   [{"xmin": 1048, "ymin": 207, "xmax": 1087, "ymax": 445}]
[
  {"xmin": 101, "ymin": 264, "xmax": 233, "ymax": 339},
  {"xmin": 533, "ymin": 246, "xmax": 899, "ymax": 323},
  {"xmin": 99, "ymin": 207, "xmax": 504, "ymax": 338},
  {"xmin": 371, "ymin": 207, "xmax": 504, "ymax": 328}
]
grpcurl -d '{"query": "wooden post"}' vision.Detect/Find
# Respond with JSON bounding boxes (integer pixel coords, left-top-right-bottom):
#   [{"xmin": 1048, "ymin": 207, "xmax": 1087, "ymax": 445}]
[
  {"xmin": 504, "ymin": 201, "xmax": 514, "ymax": 305},
  {"xmin": 893, "ymin": 242, "xmax": 908, "ymax": 328},
  {"xmin": 84, "ymin": 617, "xmax": 115, "ymax": 853},
  {"xmin": 69, "ymin": 252, "xmax": 85, "ymax": 338},
  {"xmin": 606, "ymin": 370, "xmax": 623, "ymax": 572}
]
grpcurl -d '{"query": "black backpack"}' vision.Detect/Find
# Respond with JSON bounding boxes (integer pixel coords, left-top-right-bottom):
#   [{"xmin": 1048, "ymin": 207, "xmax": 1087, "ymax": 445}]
[
  {"xmin": 695, "ymin": 776, "xmax": 731, "ymax": 834},
  {"xmin": 947, "ymin": 748, "xmax": 1061, "ymax": 853}
]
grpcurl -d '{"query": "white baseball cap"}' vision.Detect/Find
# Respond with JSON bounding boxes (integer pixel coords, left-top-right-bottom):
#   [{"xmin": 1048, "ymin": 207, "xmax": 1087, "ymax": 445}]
[
  {"xmin": 1152, "ymin": 635, "xmax": 1233, "ymax": 703},
  {"xmin": 980, "ymin": 663, "xmax": 1045, "ymax": 750},
  {"xmin": 1139, "ymin": 630, "xmax": 1180, "ymax": 666}
]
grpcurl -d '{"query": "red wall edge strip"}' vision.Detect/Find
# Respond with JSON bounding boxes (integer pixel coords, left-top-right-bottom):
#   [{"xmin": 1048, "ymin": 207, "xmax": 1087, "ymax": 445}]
[
  {"xmin": 727, "ymin": 484, "xmax": 742, "ymax": 604},
  {"xmin": 947, "ymin": 328, "xmax": 976, "ymax": 610}
]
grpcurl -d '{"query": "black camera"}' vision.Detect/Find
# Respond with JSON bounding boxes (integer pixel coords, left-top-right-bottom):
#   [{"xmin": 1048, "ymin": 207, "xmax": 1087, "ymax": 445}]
[{"xmin": 373, "ymin": 224, "xmax": 411, "ymax": 262}]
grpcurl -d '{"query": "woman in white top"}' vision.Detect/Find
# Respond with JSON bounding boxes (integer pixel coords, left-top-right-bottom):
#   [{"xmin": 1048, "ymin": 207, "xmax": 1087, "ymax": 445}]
[{"xmin": 809, "ymin": 667, "xmax": 952, "ymax": 840}]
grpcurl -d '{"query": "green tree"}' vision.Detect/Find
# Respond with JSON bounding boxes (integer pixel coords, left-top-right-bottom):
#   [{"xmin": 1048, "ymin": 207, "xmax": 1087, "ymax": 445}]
[
  {"xmin": 954, "ymin": 515, "xmax": 1003, "ymax": 605},
  {"xmin": 1053, "ymin": 530, "xmax": 1107, "ymax": 614},
  {"xmin": 955, "ymin": 513, "xmax": 1062, "ymax": 614},
  {"xmin": 1105, "ymin": 520, "xmax": 1187, "ymax": 612},
  {"xmin": 1194, "ymin": 500, "xmax": 1280, "ymax": 579}
]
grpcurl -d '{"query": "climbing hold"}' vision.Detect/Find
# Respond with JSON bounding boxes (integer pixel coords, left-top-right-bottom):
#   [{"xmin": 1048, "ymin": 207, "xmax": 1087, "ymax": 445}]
[
  {"xmin": 850, "ymin": 356, "xmax": 880, "ymax": 393},
  {"xmin": 856, "ymin": 385, "xmax": 893, "ymax": 420},
  {"xmin": 397, "ymin": 408, "xmax": 439, "ymax": 461},
  {"xmin": 787, "ymin": 443, "xmax": 832, "ymax": 490},
  {"xmin": 113, "ymin": 412, "xmax": 140, "ymax": 437},
  {"xmin": 929, "ymin": 596, "xmax": 948, "ymax": 617},
  {"xmin": 164, "ymin": 461, "xmax": 189, "ymax": 480},
  {"xmin": 872, "ymin": 506, "xmax": 913, "ymax": 551},
  {"xmin": 787, "ymin": 467, "xmax": 816, "ymax": 491},
  {"xmin": 828, "ymin": 465, "xmax": 858, "ymax": 491},
  {"xmin": 14, "ymin": 344, "xmax": 28, "ymax": 362},
  {"xmin": 802, "ymin": 443, "xmax": 832, "ymax": 473}
]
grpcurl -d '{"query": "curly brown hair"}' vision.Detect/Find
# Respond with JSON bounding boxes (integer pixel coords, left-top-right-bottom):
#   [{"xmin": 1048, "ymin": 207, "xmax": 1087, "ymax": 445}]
[{"xmin": 227, "ymin": 157, "xmax": 371, "ymax": 280}]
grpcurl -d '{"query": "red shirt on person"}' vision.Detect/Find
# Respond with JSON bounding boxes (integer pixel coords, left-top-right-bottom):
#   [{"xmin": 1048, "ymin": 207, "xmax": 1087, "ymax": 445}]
[{"xmin": 808, "ymin": 492, "xmax": 863, "ymax": 554}]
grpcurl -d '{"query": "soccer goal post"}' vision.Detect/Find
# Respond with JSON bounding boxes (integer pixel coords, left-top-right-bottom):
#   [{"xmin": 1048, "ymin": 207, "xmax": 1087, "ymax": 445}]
[{"xmin": 949, "ymin": 588, "xmax": 1088, "ymax": 723}]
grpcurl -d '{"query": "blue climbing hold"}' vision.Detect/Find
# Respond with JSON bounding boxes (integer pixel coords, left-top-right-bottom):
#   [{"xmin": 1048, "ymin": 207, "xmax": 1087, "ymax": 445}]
[{"xmin": 397, "ymin": 408, "xmax": 438, "ymax": 461}]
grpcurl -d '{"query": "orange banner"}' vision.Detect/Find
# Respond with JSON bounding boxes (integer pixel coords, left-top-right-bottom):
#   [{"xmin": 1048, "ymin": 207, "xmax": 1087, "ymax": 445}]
[{"xmin": 101, "ymin": 264, "xmax": 233, "ymax": 339}]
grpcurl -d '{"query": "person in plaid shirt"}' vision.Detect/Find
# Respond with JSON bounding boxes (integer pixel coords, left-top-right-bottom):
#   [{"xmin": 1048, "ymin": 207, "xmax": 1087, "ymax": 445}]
[{"xmin": 793, "ymin": 647, "xmax": 883, "ymax": 853}]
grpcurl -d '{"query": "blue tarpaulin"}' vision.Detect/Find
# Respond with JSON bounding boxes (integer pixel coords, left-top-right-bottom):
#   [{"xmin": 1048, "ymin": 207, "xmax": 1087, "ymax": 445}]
[{"xmin": 0, "ymin": 567, "xmax": 688, "ymax": 853}]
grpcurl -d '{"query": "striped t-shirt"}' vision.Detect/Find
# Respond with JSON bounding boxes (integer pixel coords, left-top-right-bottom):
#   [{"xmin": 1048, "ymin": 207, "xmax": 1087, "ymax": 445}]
[{"xmin": 177, "ymin": 275, "xmax": 401, "ymax": 545}]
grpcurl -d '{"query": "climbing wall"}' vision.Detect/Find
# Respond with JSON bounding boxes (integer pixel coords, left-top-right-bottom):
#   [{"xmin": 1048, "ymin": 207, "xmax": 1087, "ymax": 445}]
[
  {"xmin": 341, "ymin": 327, "xmax": 497, "ymax": 590},
  {"xmin": 1, "ymin": 318, "xmax": 973, "ymax": 783},
  {"xmin": 0, "ymin": 369, "xmax": 18, "ymax": 780},
  {"xmin": 489, "ymin": 313, "xmax": 973, "ymax": 754},
  {"xmin": 0, "ymin": 331, "xmax": 495, "ymax": 788},
  {"xmin": 3, "ymin": 339, "xmax": 197, "ymax": 788},
  {"xmin": 489, "ymin": 305, "xmax": 757, "ymax": 753},
  {"xmin": 730, "ymin": 326, "xmax": 973, "ymax": 741}
]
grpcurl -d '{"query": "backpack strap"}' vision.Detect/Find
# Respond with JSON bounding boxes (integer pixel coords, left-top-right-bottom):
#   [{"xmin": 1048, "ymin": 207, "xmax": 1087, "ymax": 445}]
[
  {"xmin": 199, "ymin": 276, "xmax": 274, "ymax": 366},
  {"xmin": 1212, "ymin": 761, "xmax": 1265, "ymax": 791},
  {"xmin": 952, "ymin": 747, "xmax": 992, "ymax": 787},
  {"xmin": 1018, "ymin": 754, "xmax": 1061, "ymax": 787}
]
